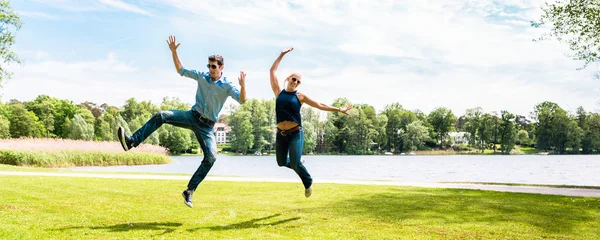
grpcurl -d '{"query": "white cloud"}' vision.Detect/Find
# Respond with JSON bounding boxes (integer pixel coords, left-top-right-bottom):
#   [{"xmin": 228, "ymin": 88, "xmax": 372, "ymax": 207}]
[
  {"xmin": 8, "ymin": 0, "xmax": 599, "ymax": 118},
  {"xmin": 3, "ymin": 53, "xmax": 195, "ymax": 108},
  {"xmin": 29, "ymin": 0, "xmax": 153, "ymax": 16},
  {"xmin": 99, "ymin": 0, "xmax": 154, "ymax": 16},
  {"xmin": 30, "ymin": 0, "xmax": 105, "ymax": 12},
  {"xmin": 18, "ymin": 11, "xmax": 59, "ymax": 20}
]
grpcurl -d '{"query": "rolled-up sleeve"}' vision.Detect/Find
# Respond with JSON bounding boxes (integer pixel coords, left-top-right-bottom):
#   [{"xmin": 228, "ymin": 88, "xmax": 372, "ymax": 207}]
[
  {"xmin": 178, "ymin": 67, "xmax": 203, "ymax": 81},
  {"xmin": 227, "ymin": 85, "xmax": 243, "ymax": 103}
]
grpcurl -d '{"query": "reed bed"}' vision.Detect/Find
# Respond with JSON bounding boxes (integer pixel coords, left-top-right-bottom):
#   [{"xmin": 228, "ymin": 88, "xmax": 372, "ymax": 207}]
[
  {"xmin": 0, "ymin": 138, "xmax": 170, "ymax": 167},
  {"xmin": 0, "ymin": 138, "xmax": 168, "ymax": 155}
]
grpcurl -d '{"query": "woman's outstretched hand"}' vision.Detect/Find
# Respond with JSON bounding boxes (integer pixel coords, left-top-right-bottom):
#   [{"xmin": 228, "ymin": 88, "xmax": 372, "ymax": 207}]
[{"xmin": 281, "ymin": 47, "xmax": 294, "ymax": 55}]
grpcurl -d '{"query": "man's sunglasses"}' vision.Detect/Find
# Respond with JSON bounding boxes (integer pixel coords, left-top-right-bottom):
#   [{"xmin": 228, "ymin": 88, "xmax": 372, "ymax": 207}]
[
  {"xmin": 206, "ymin": 64, "xmax": 219, "ymax": 69},
  {"xmin": 291, "ymin": 77, "xmax": 301, "ymax": 84}
]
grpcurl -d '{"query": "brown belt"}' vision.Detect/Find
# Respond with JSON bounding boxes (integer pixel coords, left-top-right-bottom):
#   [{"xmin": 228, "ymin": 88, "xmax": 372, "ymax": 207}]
[
  {"xmin": 192, "ymin": 110, "xmax": 215, "ymax": 126},
  {"xmin": 277, "ymin": 125, "xmax": 302, "ymax": 136}
]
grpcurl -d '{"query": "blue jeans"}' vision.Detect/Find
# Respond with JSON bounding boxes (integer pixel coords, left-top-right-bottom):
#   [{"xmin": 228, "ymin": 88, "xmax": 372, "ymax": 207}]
[
  {"xmin": 130, "ymin": 109, "xmax": 216, "ymax": 191},
  {"xmin": 276, "ymin": 129, "xmax": 313, "ymax": 189}
]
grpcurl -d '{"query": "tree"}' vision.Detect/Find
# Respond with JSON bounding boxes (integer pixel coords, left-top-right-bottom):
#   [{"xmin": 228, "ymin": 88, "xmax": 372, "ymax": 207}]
[
  {"xmin": 463, "ymin": 107, "xmax": 483, "ymax": 148},
  {"xmin": 382, "ymin": 103, "xmax": 403, "ymax": 152},
  {"xmin": 121, "ymin": 98, "xmax": 158, "ymax": 123},
  {"xmin": 94, "ymin": 117, "xmax": 112, "ymax": 141},
  {"xmin": 489, "ymin": 112, "xmax": 503, "ymax": 153},
  {"xmin": 79, "ymin": 101, "xmax": 104, "ymax": 119},
  {"xmin": 566, "ymin": 120, "xmax": 584, "ymax": 152},
  {"xmin": 160, "ymin": 97, "xmax": 189, "ymax": 111},
  {"xmin": 576, "ymin": 106, "xmax": 587, "ymax": 129},
  {"xmin": 76, "ymin": 107, "xmax": 95, "ymax": 126},
  {"xmin": 159, "ymin": 125, "xmax": 192, "ymax": 154},
  {"xmin": 7, "ymin": 103, "xmax": 44, "ymax": 138},
  {"xmin": 239, "ymin": 99, "xmax": 270, "ymax": 153},
  {"xmin": 0, "ymin": 114, "xmax": 9, "ymax": 138},
  {"xmin": 517, "ymin": 130, "xmax": 530, "ymax": 146},
  {"xmin": 581, "ymin": 113, "xmax": 600, "ymax": 153},
  {"xmin": 402, "ymin": 120, "xmax": 430, "ymax": 151},
  {"xmin": 25, "ymin": 95, "xmax": 57, "ymax": 138},
  {"xmin": 515, "ymin": 115, "xmax": 531, "ymax": 130},
  {"xmin": 54, "ymin": 99, "xmax": 78, "ymax": 138},
  {"xmin": 61, "ymin": 117, "xmax": 71, "ymax": 138},
  {"xmin": 262, "ymin": 99, "xmax": 276, "ymax": 151},
  {"xmin": 301, "ymin": 107, "xmax": 319, "ymax": 154},
  {"xmin": 323, "ymin": 120, "xmax": 339, "ymax": 153},
  {"xmin": 499, "ymin": 111, "xmax": 518, "ymax": 154},
  {"xmin": 0, "ymin": 1, "xmax": 22, "ymax": 87},
  {"xmin": 323, "ymin": 98, "xmax": 353, "ymax": 153},
  {"xmin": 228, "ymin": 110, "xmax": 253, "ymax": 154},
  {"xmin": 68, "ymin": 114, "xmax": 94, "ymax": 140},
  {"xmin": 373, "ymin": 114, "xmax": 387, "ymax": 152},
  {"xmin": 427, "ymin": 107, "xmax": 457, "ymax": 147},
  {"xmin": 455, "ymin": 116, "xmax": 467, "ymax": 132},
  {"xmin": 531, "ymin": 101, "xmax": 580, "ymax": 153},
  {"xmin": 531, "ymin": 101, "xmax": 562, "ymax": 150},
  {"xmin": 302, "ymin": 121, "xmax": 317, "ymax": 154},
  {"xmin": 477, "ymin": 113, "xmax": 494, "ymax": 153},
  {"xmin": 532, "ymin": 0, "xmax": 600, "ymax": 69},
  {"xmin": 345, "ymin": 105, "xmax": 377, "ymax": 154}
]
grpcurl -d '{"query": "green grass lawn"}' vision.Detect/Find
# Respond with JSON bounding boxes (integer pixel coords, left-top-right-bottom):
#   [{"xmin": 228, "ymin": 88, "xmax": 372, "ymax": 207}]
[
  {"xmin": 1, "ymin": 176, "xmax": 599, "ymax": 239},
  {"xmin": 0, "ymin": 164, "xmax": 191, "ymax": 177},
  {"xmin": 446, "ymin": 181, "xmax": 600, "ymax": 190},
  {"xmin": 518, "ymin": 147, "xmax": 542, "ymax": 154}
]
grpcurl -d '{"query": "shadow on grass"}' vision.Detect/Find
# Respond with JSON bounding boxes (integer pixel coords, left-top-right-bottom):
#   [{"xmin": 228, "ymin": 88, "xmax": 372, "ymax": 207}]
[
  {"xmin": 56, "ymin": 222, "xmax": 182, "ymax": 235},
  {"xmin": 189, "ymin": 214, "xmax": 300, "ymax": 232},
  {"xmin": 326, "ymin": 187, "xmax": 599, "ymax": 235}
]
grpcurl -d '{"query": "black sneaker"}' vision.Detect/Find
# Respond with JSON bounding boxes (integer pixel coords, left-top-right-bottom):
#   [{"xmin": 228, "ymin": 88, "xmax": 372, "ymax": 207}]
[
  {"xmin": 117, "ymin": 127, "xmax": 133, "ymax": 151},
  {"xmin": 182, "ymin": 189, "xmax": 193, "ymax": 208}
]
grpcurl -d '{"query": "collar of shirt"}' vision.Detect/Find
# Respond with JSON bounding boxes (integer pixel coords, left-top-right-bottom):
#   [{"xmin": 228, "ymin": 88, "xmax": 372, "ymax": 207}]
[{"xmin": 206, "ymin": 72, "xmax": 224, "ymax": 83}]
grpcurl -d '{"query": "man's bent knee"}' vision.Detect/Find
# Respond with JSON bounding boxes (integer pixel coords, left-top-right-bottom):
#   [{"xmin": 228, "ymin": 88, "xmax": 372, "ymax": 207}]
[
  {"xmin": 202, "ymin": 155, "xmax": 216, "ymax": 166},
  {"xmin": 155, "ymin": 111, "xmax": 170, "ymax": 122}
]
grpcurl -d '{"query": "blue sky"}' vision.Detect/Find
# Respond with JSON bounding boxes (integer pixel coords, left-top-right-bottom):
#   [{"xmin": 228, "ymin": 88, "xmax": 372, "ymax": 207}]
[{"xmin": 4, "ymin": 0, "xmax": 599, "ymax": 117}]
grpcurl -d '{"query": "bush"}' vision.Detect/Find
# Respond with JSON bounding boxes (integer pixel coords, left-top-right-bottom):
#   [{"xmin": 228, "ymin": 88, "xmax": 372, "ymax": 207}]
[
  {"xmin": 219, "ymin": 143, "xmax": 233, "ymax": 152},
  {"xmin": 451, "ymin": 144, "xmax": 470, "ymax": 152}
]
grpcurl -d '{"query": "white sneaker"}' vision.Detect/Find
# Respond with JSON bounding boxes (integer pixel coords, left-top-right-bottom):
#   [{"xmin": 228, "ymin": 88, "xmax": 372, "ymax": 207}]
[{"xmin": 305, "ymin": 186, "xmax": 312, "ymax": 198}]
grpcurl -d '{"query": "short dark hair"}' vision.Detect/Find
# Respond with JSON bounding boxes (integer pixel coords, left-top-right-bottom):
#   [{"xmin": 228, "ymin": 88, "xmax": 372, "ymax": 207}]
[{"xmin": 208, "ymin": 54, "xmax": 224, "ymax": 66}]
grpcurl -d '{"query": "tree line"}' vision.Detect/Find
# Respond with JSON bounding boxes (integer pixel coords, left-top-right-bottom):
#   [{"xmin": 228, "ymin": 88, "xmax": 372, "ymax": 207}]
[{"xmin": 1, "ymin": 94, "xmax": 599, "ymax": 155}]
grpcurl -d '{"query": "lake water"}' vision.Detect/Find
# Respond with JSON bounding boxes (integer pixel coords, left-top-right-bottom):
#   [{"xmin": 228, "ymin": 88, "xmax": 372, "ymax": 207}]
[{"xmin": 68, "ymin": 155, "xmax": 600, "ymax": 186}]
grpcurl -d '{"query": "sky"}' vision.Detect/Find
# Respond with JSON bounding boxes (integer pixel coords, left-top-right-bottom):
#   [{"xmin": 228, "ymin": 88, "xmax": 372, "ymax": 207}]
[{"xmin": 4, "ymin": 0, "xmax": 600, "ymax": 118}]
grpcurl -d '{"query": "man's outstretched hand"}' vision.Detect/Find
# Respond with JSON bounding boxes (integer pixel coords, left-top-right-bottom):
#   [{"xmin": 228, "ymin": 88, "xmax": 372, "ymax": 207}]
[
  {"xmin": 239, "ymin": 71, "xmax": 246, "ymax": 87},
  {"xmin": 166, "ymin": 35, "xmax": 180, "ymax": 52}
]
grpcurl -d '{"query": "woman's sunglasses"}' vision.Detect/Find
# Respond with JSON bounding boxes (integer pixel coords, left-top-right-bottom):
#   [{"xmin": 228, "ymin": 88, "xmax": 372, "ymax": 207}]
[{"xmin": 291, "ymin": 77, "xmax": 301, "ymax": 84}]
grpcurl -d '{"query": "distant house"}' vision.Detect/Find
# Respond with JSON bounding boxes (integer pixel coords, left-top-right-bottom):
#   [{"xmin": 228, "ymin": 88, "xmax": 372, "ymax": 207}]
[
  {"xmin": 214, "ymin": 122, "xmax": 231, "ymax": 144},
  {"xmin": 448, "ymin": 132, "xmax": 469, "ymax": 145}
]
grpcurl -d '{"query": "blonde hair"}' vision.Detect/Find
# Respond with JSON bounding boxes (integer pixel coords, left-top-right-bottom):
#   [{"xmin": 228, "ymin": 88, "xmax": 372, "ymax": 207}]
[{"xmin": 283, "ymin": 72, "xmax": 303, "ymax": 88}]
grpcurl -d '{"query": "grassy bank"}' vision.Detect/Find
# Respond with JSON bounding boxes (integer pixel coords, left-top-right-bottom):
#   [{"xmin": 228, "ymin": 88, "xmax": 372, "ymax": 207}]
[
  {"xmin": 0, "ymin": 176, "xmax": 599, "ymax": 239},
  {"xmin": 0, "ymin": 138, "xmax": 168, "ymax": 155},
  {"xmin": 0, "ymin": 138, "xmax": 171, "ymax": 167},
  {"xmin": 0, "ymin": 150, "xmax": 171, "ymax": 167}
]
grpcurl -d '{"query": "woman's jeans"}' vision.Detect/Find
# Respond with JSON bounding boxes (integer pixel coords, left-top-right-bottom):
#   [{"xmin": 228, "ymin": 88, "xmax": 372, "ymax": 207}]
[{"xmin": 275, "ymin": 129, "xmax": 313, "ymax": 189}]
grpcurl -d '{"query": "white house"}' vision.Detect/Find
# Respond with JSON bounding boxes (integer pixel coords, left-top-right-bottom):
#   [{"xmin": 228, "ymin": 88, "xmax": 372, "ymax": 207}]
[
  {"xmin": 448, "ymin": 132, "xmax": 470, "ymax": 145},
  {"xmin": 214, "ymin": 122, "xmax": 231, "ymax": 144}
]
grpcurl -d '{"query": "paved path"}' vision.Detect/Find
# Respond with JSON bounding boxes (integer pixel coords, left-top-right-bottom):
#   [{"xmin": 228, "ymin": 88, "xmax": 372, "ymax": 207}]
[{"xmin": 2, "ymin": 171, "xmax": 600, "ymax": 198}]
